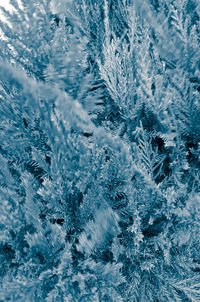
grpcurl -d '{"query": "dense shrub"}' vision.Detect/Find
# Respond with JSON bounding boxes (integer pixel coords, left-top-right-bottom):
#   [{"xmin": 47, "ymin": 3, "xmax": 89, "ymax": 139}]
[{"xmin": 0, "ymin": 0, "xmax": 200, "ymax": 301}]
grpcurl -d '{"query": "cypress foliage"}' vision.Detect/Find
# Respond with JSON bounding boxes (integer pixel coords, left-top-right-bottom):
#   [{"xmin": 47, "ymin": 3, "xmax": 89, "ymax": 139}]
[{"xmin": 0, "ymin": 0, "xmax": 200, "ymax": 301}]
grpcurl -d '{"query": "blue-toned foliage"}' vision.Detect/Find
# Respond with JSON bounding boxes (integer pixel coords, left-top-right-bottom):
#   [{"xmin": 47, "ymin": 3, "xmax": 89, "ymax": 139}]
[{"xmin": 0, "ymin": 0, "xmax": 200, "ymax": 301}]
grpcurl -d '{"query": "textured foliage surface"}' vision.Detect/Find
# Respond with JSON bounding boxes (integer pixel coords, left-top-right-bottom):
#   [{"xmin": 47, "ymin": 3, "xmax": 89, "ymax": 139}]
[{"xmin": 0, "ymin": 0, "xmax": 200, "ymax": 301}]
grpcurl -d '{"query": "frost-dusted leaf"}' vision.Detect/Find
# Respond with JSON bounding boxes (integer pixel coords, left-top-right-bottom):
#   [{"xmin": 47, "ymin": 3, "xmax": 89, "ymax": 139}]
[
  {"xmin": 171, "ymin": 275, "xmax": 200, "ymax": 302},
  {"xmin": 22, "ymin": 173, "xmax": 43, "ymax": 231},
  {"xmin": 136, "ymin": 123, "xmax": 166, "ymax": 182}
]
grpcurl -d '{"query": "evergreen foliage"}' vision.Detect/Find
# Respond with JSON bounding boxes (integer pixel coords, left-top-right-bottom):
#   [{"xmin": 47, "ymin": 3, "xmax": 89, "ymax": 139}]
[{"xmin": 0, "ymin": 0, "xmax": 200, "ymax": 301}]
